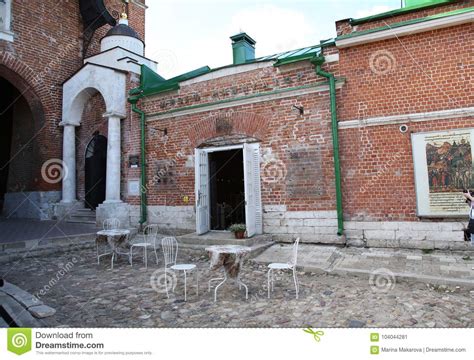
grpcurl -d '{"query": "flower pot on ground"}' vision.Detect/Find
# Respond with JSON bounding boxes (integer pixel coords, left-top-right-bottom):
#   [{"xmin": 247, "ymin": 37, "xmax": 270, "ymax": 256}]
[{"xmin": 229, "ymin": 224, "xmax": 246, "ymax": 239}]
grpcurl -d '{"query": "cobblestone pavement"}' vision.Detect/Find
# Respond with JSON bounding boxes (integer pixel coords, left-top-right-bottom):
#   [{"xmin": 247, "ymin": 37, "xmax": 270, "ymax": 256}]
[{"xmin": 0, "ymin": 247, "xmax": 472, "ymax": 328}]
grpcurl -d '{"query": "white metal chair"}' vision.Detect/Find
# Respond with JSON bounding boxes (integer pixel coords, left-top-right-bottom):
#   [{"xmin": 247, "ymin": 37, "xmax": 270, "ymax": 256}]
[
  {"xmin": 96, "ymin": 218, "xmax": 122, "ymax": 265},
  {"xmin": 267, "ymin": 237, "xmax": 300, "ymax": 299},
  {"xmin": 130, "ymin": 224, "xmax": 159, "ymax": 268},
  {"xmin": 161, "ymin": 237, "xmax": 198, "ymax": 301},
  {"xmin": 103, "ymin": 218, "xmax": 120, "ymax": 230}
]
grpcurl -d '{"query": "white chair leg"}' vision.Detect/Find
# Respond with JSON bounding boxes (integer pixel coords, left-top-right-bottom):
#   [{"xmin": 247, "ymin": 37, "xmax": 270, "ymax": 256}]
[
  {"xmin": 130, "ymin": 246, "xmax": 134, "ymax": 267},
  {"xmin": 154, "ymin": 248, "xmax": 159, "ymax": 265},
  {"xmin": 184, "ymin": 270, "xmax": 187, "ymax": 302},
  {"xmin": 164, "ymin": 268, "xmax": 170, "ymax": 299},
  {"xmin": 195, "ymin": 269, "xmax": 199, "ymax": 296},
  {"xmin": 96, "ymin": 244, "xmax": 100, "ymax": 265},
  {"xmin": 267, "ymin": 268, "xmax": 271, "ymax": 299},
  {"xmin": 293, "ymin": 268, "xmax": 299, "ymax": 299},
  {"xmin": 271, "ymin": 270, "xmax": 275, "ymax": 291},
  {"xmin": 111, "ymin": 252, "xmax": 115, "ymax": 270},
  {"xmin": 144, "ymin": 246, "xmax": 148, "ymax": 269}
]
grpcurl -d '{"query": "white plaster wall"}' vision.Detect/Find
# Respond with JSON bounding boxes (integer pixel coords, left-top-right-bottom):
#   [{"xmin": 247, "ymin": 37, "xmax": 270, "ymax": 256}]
[
  {"xmin": 62, "ymin": 64, "xmax": 127, "ymax": 125},
  {"xmin": 85, "ymin": 47, "xmax": 157, "ymax": 74},
  {"xmin": 101, "ymin": 35, "xmax": 144, "ymax": 56}
]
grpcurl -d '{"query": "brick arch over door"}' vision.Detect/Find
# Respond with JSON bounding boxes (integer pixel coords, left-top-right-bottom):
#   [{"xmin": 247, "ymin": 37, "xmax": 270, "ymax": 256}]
[
  {"xmin": 187, "ymin": 111, "xmax": 269, "ymax": 148},
  {"xmin": 0, "ymin": 56, "xmax": 53, "ymax": 190}
]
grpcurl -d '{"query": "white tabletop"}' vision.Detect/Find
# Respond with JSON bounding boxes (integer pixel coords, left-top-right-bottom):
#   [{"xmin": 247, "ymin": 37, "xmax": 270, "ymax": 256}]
[
  {"xmin": 205, "ymin": 245, "xmax": 252, "ymax": 254},
  {"xmin": 96, "ymin": 229, "xmax": 131, "ymax": 236}
]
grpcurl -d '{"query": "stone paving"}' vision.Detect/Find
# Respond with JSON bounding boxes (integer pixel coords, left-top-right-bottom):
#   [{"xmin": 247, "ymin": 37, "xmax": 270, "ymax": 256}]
[
  {"xmin": 254, "ymin": 243, "xmax": 474, "ymax": 287},
  {"xmin": 0, "ymin": 246, "xmax": 472, "ymax": 328}
]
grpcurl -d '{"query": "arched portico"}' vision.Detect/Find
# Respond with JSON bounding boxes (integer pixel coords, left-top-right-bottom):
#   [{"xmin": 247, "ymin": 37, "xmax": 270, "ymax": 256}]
[{"xmin": 59, "ymin": 63, "xmax": 128, "ymax": 225}]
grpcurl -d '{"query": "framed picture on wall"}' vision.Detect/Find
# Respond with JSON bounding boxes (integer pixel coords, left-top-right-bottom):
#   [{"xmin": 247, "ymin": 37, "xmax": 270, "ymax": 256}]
[{"xmin": 412, "ymin": 128, "xmax": 474, "ymax": 217}]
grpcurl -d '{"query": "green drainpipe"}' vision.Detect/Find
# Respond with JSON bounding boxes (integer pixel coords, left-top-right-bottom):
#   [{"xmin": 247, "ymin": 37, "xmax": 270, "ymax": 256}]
[
  {"xmin": 311, "ymin": 55, "xmax": 344, "ymax": 236},
  {"xmin": 129, "ymin": 96, "xmax": 147, "ymax": 227}
]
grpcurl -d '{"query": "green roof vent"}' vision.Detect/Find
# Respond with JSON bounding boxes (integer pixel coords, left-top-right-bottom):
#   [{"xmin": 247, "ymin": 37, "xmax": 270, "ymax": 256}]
[{"xmin": 230, "ymin": 32, "xmax": 256, "ymax": 65}]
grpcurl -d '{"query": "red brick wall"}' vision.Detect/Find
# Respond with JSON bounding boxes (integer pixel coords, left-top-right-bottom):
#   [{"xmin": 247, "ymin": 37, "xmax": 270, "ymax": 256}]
[
  {"xmin": 339, "ymin": 117, "xmax": 473, "ymax": 221},
  {"xmin": 140, "ymin": 61, "xmax": 337, "ymax": 211},
  {"xmin": 0, "ymin": 0, "xmax": 146, "ymax": 195},
  {"xmin": 336, "ymin": 24, "xmax": 473, "ymax": 121}
]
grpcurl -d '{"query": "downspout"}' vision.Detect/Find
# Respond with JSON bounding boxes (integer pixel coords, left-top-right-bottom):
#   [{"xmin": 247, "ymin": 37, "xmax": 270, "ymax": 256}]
[
  {"xmin": 129, "ymin": 96, "xmax": 147, "ymax": 227},
  {"xmin": 310, "ymin": 55, "xmax": 344, "ymax": 236}
]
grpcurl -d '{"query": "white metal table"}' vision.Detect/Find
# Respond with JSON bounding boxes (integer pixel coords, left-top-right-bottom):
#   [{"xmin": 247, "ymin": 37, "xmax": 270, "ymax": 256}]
[
  {"xmin": 206, "ymin": 245, "xmax": 251, "ymax": 302},
  {"xmin": 96, "ymin": 229, "xmax": 131, "ymax": 269}
]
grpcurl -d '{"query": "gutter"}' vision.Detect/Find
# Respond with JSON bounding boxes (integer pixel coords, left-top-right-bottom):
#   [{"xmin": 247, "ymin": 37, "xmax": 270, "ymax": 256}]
[
  {"xmin": 129, "ymin": 96, "xmax": 147, "ymax": 227},
  {"xmin": 310, "ymin": 55, "xmax": 344, "ymax": 236}
]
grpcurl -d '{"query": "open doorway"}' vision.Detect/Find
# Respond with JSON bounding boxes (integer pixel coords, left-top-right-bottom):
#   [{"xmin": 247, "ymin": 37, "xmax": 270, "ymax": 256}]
[
  {"xmin": 195, "ymin": 143, "xmax": 262, "ymax": 236},
  {"xmin": 209, "ymin": 149, "xmax": 245, "ymax": 230},
  {"xmin": 0, "ymin": 77, "xmax": 35, "ymax": 213},
  {"xmin": 84, "ymin": 134, "xmax": 107, "ymax": 209}
]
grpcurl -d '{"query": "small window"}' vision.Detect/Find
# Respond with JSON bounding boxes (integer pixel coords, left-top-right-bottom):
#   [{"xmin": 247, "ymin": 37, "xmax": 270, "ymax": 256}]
[{"xmin": 0, "ymin": 0, "xmax": 13, "ymax": 42}]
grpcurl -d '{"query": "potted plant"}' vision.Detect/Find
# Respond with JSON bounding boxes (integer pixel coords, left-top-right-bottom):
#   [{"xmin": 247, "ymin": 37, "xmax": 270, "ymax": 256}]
[{"xmin": 229, "ymin": 223, "xmax": 246, "ymax": 239}]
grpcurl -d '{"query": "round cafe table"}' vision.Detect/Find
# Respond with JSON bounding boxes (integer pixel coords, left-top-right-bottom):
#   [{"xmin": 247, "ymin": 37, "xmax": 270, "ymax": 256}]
[
  {"xmin": 96, "ymin": 229, "xmax": 131, "ymax": 269},
  {"xmin": 206, "ymin": 245, "xmax": 252, "ymax": 302}
]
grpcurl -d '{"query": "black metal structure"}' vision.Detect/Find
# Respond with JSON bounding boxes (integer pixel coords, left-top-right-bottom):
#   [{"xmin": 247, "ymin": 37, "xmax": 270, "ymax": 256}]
[
  {"xmin": 85, "ymin": 134, "xmax": 107, "ymax": 210},
  {"xmin": 79, "ymin": 0, "xmax": 117, "ymax": 57}
]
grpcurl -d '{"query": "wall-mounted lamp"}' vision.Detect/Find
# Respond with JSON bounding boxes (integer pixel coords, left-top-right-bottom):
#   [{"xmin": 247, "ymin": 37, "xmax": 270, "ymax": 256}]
[{"xmin": 292, "ymin": 104, "xmax": 304, "ymax": 115}]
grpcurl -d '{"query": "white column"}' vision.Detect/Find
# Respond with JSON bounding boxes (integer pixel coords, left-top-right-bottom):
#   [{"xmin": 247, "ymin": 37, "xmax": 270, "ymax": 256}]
[
  {"xmin": 60, "ymin": 123, "xmax": 77, "ymax": 203},
  {"xmin": 104, "ymin": 114, "xmax": 123, "ymax": 203}
]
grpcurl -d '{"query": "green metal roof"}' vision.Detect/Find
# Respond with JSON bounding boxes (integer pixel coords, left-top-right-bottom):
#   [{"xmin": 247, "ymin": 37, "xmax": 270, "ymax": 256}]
[
  {"xmin": 349, "ymin": 0, "xmax": 458, "ymax": 25},
  {"xmin": 338, "ymin": 6, "xmax": 473, "ymax": 41},
  {"xmin": 129, "ymin": 43, "xmax": 324, "ymax": 98}
]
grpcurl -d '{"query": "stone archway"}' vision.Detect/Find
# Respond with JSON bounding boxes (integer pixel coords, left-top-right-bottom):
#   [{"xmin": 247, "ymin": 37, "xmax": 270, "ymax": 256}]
[
  {"xmin": 0, "ymin": 61, "xmax": 58, "ymax": 220},
  {"xmin": 58, "ymin": 63, "xmax": 129, "ymax": 225}
]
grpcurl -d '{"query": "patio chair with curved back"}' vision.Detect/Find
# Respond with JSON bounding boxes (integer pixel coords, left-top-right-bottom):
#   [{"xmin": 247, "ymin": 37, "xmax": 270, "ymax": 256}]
[
  {"xmin": 130, "ymin": 224, "xmax": 159, "ymax": 268},
  {"xmin": 267, "ymin": 237, "xmax": 300, "ymax": 299},
  {"xmin": 161, "ymin": 236, "xmax": 198, "ymax": 301},
  {"xmin": 103, "ymin": 218, "xmax": 120, "ymax": 230}
]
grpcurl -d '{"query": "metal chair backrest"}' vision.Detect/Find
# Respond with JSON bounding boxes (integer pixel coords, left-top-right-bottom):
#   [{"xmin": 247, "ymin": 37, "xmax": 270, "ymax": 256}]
[
  {"xmin": 161, "ymin": 236, "xmax": 178, "ymax": 267},
  {"xmin": 289, "ymin": 237, "xmax": 300, "ymax": 267},
  {"xmin": 103, "ymin": 218, "xmax": 120, "ymax": 230},
  {"xmin": 144, "ymin": 224, "xmax": 159, "ymax": 244}
]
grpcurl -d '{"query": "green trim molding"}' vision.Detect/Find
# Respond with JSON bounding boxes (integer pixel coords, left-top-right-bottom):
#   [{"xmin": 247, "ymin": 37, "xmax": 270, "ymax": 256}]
[
  {"xmin": 338, "ymin": 6, "xmax": 474, "ymax": 41},
  {"xmin": 350, "ymin": 0, "xmax": 458, "ymax": 25}
]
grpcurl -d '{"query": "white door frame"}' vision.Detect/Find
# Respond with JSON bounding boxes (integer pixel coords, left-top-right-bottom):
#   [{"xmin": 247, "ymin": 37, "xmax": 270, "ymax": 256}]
[{"xmin": 194, "ymin": 143, "xmax": 262, "ymax": 235}]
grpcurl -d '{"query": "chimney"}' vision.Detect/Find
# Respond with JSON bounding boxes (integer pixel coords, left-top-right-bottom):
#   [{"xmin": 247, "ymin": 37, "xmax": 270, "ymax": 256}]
[{"xmin": 230, "ymin": 33, "xmax": 256, "ymax": 65}]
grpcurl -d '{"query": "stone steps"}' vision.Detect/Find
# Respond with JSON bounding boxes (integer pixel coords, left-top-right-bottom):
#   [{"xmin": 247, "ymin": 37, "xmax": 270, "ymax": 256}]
[{"xmin": 67, "ymin": 209, "xmax": 96, "ymax": 225}]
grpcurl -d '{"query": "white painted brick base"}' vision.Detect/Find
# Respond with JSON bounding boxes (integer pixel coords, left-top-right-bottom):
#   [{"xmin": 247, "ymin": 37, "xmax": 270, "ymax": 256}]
[
  {"xmin": 263, "ymin": 205, "xmax": 344, "ymax": 244},
  {"xmin": 263, "ymin": 205, "xmax": 469, "ymax": 249},
  {"xmin": 129, "ymin": 205, "xmax": 195, "ymax": 230}
]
